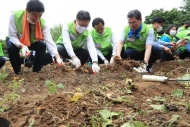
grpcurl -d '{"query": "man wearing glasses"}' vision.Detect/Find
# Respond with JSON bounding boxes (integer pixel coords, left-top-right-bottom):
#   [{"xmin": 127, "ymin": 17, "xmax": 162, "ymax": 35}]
[
  {"xmin": 115, "ymin": 9, "xmax": 160, "ymax": 73},
  {"xmin": 56, "ymin": 10, "xmax": 100, "ymax": 74}
]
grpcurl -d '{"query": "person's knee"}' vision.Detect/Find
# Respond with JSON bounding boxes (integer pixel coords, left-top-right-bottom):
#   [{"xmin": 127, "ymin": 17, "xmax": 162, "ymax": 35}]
[
  {"xmin": 123, "ymin": 48, "xmax": 136, "ymax": 59},
  {"xmin": 83, "ymin": 49, "xmax": 89, "ymax": 57},
  {"xmin": 37, "ymin": 41, "xmax": 46, "ymax": 49}
]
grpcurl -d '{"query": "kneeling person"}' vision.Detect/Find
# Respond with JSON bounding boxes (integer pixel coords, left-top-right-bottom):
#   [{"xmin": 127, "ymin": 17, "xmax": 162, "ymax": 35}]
[
  {"xmin": 56, "ymin": 10, "xmax": 100, "ymax": 74},
  {"xmin": 91, "ymin": 17, "xmax": 117, "ymax": 65}
]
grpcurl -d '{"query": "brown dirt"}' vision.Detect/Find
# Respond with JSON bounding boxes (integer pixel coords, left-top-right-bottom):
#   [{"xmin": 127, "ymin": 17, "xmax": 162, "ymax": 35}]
[{"xmin": 0, "ymin": 59, "xmax": 190, "ymax": 127}]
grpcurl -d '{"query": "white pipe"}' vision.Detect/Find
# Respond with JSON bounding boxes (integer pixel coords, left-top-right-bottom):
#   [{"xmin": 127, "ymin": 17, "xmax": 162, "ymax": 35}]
[{"xmin": 142, "ymin": 75, "xmax": 168, "ymax": 82}]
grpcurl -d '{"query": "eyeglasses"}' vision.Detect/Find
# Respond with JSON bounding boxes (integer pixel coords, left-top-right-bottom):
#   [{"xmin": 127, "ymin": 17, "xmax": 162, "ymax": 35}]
[
  {"xmin": 128, "ymin": 20, "xmax": 139, "ymax": 25},
  {"xmin": 77, "ymin": 21, "xmax": 88, "ymax": 27},
  {"xmin": 77, "ymin": 21, "xmax": 89, "ymax": 27}
]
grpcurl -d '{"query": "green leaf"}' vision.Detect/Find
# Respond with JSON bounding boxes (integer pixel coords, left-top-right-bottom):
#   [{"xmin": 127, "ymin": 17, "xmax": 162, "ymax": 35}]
[
  {"xmin": 110, "ymin": 112, "xmax": 119, "ymax": 118},
  {"xmin": 178, "ymin": 74, "xmax": 190, "ymax": 87},
  {"xmin": 150, "ymin": 105, "xmax": 167, "ymax": 112},
  {"xmin": 121, "ymin": 121, "xmax": 148, "ymax": 127},
  {"xmin": 153, "ymin": 96, "xmax": 166, "ymax": 102},
  {"xmin": 114, "ymin": 98, "xmax": 132, "ymax": 103},
  {"xmin": 126, "ymin": 89, "xmax": 132, "ymax": 94},
  {"xmin": 102, "ymin": 119, "xmax": 113, "ymax": 127},
  {"xmin": 186, "ymin": 102, "xmax": 190, "ymax": 110},
  {"xmin": 98, "ymin": 109, "xmax": 111, "ymax": 121},
  {"xmin": 57, "ymin": 83, "xmax": 64, "ymax": 89},
  {"xmin": 0, "ymin": 107, "xmax": 9, "ymax": 112},
  {"xmin": 47, "ymin": 85, "xmax": 56, "ymax": 94},
  {"xmin": 171, "ymin": 89, "xmax": 183, "ymax": 97},
  {"xmin": 45, "ymin": 80, "xmax": 52, "ymax": 86}
]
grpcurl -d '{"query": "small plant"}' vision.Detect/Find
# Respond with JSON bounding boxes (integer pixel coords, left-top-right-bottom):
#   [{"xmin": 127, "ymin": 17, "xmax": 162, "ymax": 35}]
[
  {"xmin": 171, "ymin": 89, "xmax": 183, "ymax": 98},
  {"xmin": 91, "ymin": 109, "xmax": 120, "ymax": 127},
  {"xmin": 45, "ymin": 80, "xmax": 64, "ymax": 94},
  {"xmin": 4, "ymin": 80, "xmax": 21, "ymax": 102},
  {"xmin": 0, "ymin": 66, "xmax": 8, "ymax": 83}
]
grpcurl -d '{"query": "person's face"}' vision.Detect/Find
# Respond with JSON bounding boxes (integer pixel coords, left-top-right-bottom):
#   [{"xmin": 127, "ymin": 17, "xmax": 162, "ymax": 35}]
[
  {"xmin": 74, "ymin": 20, "xmax": 89, "ymax": 28},
  {"xmin": 185, "ymin": 24, "xmax": 190, "ymax": 28},
  {"xmin": 128, "ymin": 17, "xmax": 142, "ymax": 31},
  {"xmin": 94, "ymin": 22, "xmax": 104, "ymax": 34},
  {"xmin": 154, "ymin": 22, "xmax": 164, "ymax": 30},
  {"xmin": 170, "ymin": 27, "xmax": 177, "ymax": 31},
  {"xmin": 26, "ymin": 10, "xmax": 43, "ymax": 23}
]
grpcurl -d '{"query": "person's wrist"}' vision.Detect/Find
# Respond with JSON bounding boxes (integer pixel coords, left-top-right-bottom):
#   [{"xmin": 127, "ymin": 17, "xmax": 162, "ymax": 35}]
[
  {"xmin": 93, "ymin": 61, "xmax": 98, "ymax": 64},
  {"xmin": 71, "ymin": 55, "xmax": 76, "ymax": 60},
  {"xmin": 143, "ymin": 60, "xmax": 148, "ymax": 66}
]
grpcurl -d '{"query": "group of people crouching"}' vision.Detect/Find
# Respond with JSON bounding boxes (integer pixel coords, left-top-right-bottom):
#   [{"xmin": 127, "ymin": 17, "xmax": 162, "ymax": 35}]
[{"xmin": 1, "ymin": 0, "xmax": 190, "ymax": 75}]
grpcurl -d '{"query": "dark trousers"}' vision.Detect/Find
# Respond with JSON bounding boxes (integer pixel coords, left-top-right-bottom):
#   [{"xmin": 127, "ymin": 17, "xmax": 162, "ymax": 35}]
[
  {"xmin": 57, "ymin": 44, "xmax": 89, "ymax": 65},
  {"xmin": 6, "ymin": 39, "xmax": 46, "ymax": 74},
  {"xmin": 0, "ymin": 56, "xmax": 6, "ymax": 69},
  {"xmin": 98, "ymin": 50, "xmax": 112, "ymax": 64},
  {"xmin": 122, "ymin": 46, "xmax": 161, "ymax": 68},
  {"xmin": 160, "ymin": 50, "xmax": 174, "ymax": 62},
  {"xmin": 179, "ymin": 50, "xmax": 190, "ymax": 59}
]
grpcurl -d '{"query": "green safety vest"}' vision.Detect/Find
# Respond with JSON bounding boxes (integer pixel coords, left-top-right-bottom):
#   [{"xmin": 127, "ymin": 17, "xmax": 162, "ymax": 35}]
[
  {"xmin": 13, "ymin": 10, "xmax": 45, "ymax": 44},
  {"xmin": 175, "ymin": 30, "xmax": 190, "ymax": 53},
  {"xmin": 0, "ymin": 41, "xmax": 4, "ymax": 56},
  {"xmin": 56, "ymin": 22, "xmax": 89, "ymax": 50},
  {"xmin": 91, "ymin": 27, "xmax": 112, "ymax": 56},
  {"xmin": 178, "ymin": 26, "xmax": 190, "ymax": 32},
  {"xmin": 124, "ymin": 23, "xmax": 152, "ymax": 52},
  {"xmin": 160, "ymin": 34, "xmax": 176, "ymax": 42}
]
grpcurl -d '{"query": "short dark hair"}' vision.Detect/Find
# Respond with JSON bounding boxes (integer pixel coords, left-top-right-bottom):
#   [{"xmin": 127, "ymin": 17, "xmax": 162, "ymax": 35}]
[
  {"xmin": 76, "ymin": 10, "xmax": 91, "ymax": 21},
  {"xmin": 127, "ymin": 10, "xmax": 141, "ymax": 20},
  {"xmin": 184, "ymin": 21, "xmax": 190, "ymax": 25},
  {"xmin": 92, "ymin": 17, "xmax": 105, "ymax": 28},
  {"xmin": 27, "ymin": 0, "xmax": 45, "ymax": 12},
  {"xmin": 165, "ymin": 24, "xmax": 177, "ymax": 35},
  {"xmin": 152, "ymin": 17, "xmax": 165, "ymax": 24}
]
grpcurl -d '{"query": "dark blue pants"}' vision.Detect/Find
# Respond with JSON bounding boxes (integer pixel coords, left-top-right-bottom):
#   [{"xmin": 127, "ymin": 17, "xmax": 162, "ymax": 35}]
[
  {"xmin": 122, "ymin": 46, "xmax": 161, "ymax": 68},
  {"xmin": 6, "ymin": 39, "xmax": 46, "ymax": 74},
  {"xmin": 160, "ymin": 50, "xmax": 174, "ymax": 62},
  {"xmin": 0, "ymin": 56, "xmax": 6, "ymax": 69},
  {"xmin": 57, "ymin": 44, "xmax": 89, "ymax": 65}
]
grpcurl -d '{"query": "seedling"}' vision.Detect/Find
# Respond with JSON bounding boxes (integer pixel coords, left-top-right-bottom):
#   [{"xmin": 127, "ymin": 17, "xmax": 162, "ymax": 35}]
[
  {"xmin": 45, "ymin": 80, "xmax": 64, "ymax": 94},
  {"xmin": 0, "ymin": 66, "xmax": 8, "ymax": 83},
  {"xmin": 121, "ymin": 120, "xmax": 148, "ymax": 127},
  {"xmin": 171, "ymin": 89, "xmax": 183, "ymax": 98},
  {"xmin": 90, "ymin": 109, "xmax": 120, "ymax": 127}
]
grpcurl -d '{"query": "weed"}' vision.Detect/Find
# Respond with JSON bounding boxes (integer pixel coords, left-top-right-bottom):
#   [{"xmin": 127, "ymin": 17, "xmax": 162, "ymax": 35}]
[
  {"xmin": 0, "ymin": 66, "xmax": 8, "ymax": 83},
  {"xmin": 45, "ymin": 80, "xmax": 64, "ymax": 94}
]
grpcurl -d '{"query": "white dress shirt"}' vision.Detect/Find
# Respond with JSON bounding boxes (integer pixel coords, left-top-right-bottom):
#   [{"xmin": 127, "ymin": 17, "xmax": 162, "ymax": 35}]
[
  {"xmin": 62, "ymin": 23, "xmax": 98, "ymax": 62},
  {"xmin": 8, "ymin": 12, "xmax": 58, "ymax": 57}
]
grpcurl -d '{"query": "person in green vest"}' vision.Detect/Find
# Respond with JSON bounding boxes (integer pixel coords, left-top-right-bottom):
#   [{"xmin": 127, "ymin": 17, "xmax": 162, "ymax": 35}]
[
  {"xmin": 0, "ymin": 40, "xmax": 6, "ymax": 69},
  {"xmin": 174, "ymin": 30, "xmax": 190, "ymax": 59},
  {"xmin": 147, "ymin": 17, "xmax": 176, "ymax": 57},
  {"xmin": 177, "ymin": 21, "xmax": 190, "ymax": 32},
  {"xmin": 90, "ymin": 17, "xmax": 117, "ymax": 65},
  {"xmin": 56, "ymin": 10, "xmax": 100, "ymax": 74},
  {"xmin": 159, "ymin": 24, "xmax": 178, "ymax": 61},
  {"xmin": 6, "ymin": 0, "xmax": 63, "ymax": 74},
  {"xmin": 115, "ymin": 9, "xmax": 161, "ymax": 73}
]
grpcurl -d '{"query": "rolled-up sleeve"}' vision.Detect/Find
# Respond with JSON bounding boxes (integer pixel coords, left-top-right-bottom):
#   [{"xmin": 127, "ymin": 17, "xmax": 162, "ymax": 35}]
[{"xmin": 145, "ymin": 29, "xmax": 154, "ymax": 45}]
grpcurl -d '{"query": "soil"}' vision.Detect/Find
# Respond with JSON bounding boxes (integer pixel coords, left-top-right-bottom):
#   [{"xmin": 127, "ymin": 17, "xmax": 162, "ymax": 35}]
[{"xmin": 0, "ymin": 58, "xmax": 190, "ymax": 127}]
